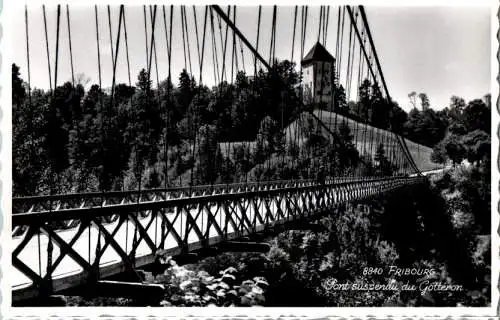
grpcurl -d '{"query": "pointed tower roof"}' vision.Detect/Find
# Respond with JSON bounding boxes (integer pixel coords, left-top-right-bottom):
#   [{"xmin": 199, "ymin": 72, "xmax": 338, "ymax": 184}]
[{"xmin": 301, "ymin": 42, "xmax": 335, "ymax": 67}]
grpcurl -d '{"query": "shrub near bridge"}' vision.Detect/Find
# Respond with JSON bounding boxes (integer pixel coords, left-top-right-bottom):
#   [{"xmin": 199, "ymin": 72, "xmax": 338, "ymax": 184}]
[
  {"xmin": 426, "ymin": 164, "xmax": 491, "ymax": 306},
  {"xmin": 143, "ymin": 256, "xmax": 268, "ymax": 307},
  {"xmin": 273, "ymin": 203, "xmax": 404, "ymax": 307}
]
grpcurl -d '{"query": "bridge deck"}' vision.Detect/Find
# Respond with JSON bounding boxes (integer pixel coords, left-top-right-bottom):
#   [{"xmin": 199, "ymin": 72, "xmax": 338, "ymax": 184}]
[{"xmin": 11, "ymin": 176, "xmax": 424, "ymax": 302}]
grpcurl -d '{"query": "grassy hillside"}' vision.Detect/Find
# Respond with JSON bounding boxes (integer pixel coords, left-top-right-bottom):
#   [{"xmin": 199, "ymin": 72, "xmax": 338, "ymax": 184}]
[
  {"xmin": 403, "ymin": 137, "xmax": 438, "ymax": 172},
  {"xmin": 310, "ymin": 110, "xmax": 439, "ymax": 172},
  {"xmin": 220, "ymin": 109, "xmax": 440, "ymax": 173}
]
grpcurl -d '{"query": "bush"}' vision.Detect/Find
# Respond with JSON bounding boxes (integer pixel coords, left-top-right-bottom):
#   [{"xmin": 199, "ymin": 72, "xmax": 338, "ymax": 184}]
[{"xmin": 146, "ymin": 256, "xmax": 268, "ymax": 307}]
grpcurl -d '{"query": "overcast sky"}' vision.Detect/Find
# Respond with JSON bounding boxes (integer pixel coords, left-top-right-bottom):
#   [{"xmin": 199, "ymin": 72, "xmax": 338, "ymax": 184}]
[{"xmin": 12, "ymin": 4, "xmax": 492, "ymax": 112}]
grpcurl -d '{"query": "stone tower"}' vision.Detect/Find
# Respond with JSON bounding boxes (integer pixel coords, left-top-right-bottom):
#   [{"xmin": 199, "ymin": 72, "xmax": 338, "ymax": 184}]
[{"xmin": 301, "ymin": 42, "xmax": 336, "ymax": 105}]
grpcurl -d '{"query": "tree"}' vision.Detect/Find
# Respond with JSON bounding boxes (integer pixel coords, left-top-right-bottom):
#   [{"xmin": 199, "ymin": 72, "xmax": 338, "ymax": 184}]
[
  {"xmin": 389, "ymin": 101, "xmax": 408, "ymax": 134},
  {"xmin": 12, "ymin": 65, "xmax": 50, "ymax": 195},
  {"xmin": 418, "ymin": 93, "xmax": 430, "ymax": 111},
  {"xmin": 193, "ymin": 124, "xmax": 219, "ymax": 184},
  {"xmin": 461, "ymin": 130, "xmax": 490, "ymax": 165},
  {"xmin": 12, "ymin": 63, "xmax": 26, "ymax": 107},
  {"xmin": 443, "ymin": 134, "xmax": 466, "ymax": 165},
  {"xmin": 404, "ymin": 108, "xmax": 447, "ymax": 147},
  {"xmin": 347, "ymin": 101, "xmax": 358, "ymax": 119},
  {"xmin": 370, "ymin": 87, "xmax": 390, "ymax": 129},
  {"xmin": 114, "ymin": 83, "xmax": 136, "ymax": 105},
  {"xmin": 462, "ymin": 99, "xmax": 490, "ymax": 134},
  {"xmin": 235, "ymin": 71, "xmax": 249, "ymax": 90},
  {"xmin": 359, "ymin": 154, "xmax": 375, "ymax": 176},
  {"xmin": 176, "ymin": 68, "xmax": 196, "ymax": 119},
  {"xmin": 358, "ymin": 79, "xmax": 372, "ymax": 122},
  {"xmin": 430, "ymin": 93, "xmax": 491, "ymax": 168},
  {"xmin": 44, "ymin": 82, "xmax": 83, "ymax": 173},
  {"xmin": 404, "ymin": 108, "xmax": 422, "ymax": 142},
  {"xmin": 431, "ymin": 142, "xmax": 448, "ymax": 164},
  {"xmin": 233, "ymin": 144, "xmax": 252, "ymax": 180},
  {"xmin": 336, "ymin": 121, "xmax": 359, "ymax": 172},
  {"xmin": 258, "ymin": 116, "xmax": 279, "ymax": 152},
  {"xmin": 448, "ymin": 95, "xmax": 466, "ymax": 122},
  {"xmin": 137, "ymin": 68, "xmax": 152, "ymax": 92},
  {"xmin": 333, "ymin": 84, "xmax": 347, "ymax": 115},
  {"xmin": 408, "ymin": 91, "xmax": 417, "ymax": 109},
  {"xmin": 374, "ymin": 143, "xmax": 392, "ymax": 176},
  {"xmin": 130, "ymin": 69, "xmax": 162, "ymax": 165}
]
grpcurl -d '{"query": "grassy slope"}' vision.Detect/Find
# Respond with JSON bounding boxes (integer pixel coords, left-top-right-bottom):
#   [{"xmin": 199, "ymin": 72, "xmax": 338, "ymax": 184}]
[
  {"xmin": 216, "ymin": 110, "xmax": 439, "ymax": 176},
  {"xmin": 309, "ymin": 110, "xmax": 438, "ymax": 172}
]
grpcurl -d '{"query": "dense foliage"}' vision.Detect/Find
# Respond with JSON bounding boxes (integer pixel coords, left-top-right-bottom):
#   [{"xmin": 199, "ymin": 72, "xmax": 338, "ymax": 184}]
[
  {"xmin": 430, "ymin": 95, "xmax": 491, "ymax": 166},
  {"xmin": 13, "ymin": 62, "xmax": 406, "ymax": 196},
  {"xmin": 13, "ymin": 62, "xmax": 309, "ymax": 195},
  {"xmin": 148, "ymin": 257, "xmax": 268, "ymax": 307},
  {"xmin": 404, "ymin": 93, "xmax": 490, "ymax": 151}
]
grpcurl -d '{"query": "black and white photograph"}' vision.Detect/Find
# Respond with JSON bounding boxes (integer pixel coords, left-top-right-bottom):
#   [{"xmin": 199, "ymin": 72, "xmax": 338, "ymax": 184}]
[{"xmin": 6, "ymin": 0, "xmax": 496, "ymax": 315}]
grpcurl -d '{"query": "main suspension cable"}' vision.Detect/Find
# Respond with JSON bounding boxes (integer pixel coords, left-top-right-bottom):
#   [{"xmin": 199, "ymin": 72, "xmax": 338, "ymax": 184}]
[
  {"xmin": 182, "ymin": 6, "xmax": 193, "ymax": 76},
  {"xmin": 42, "ymin": 5, "xmax": 53, "ymax": 92},
  {"xmin": 123, "ymin": 7, "xmax": 132, "ymax": 87},
  {"xmin": 143, "ymin": 5, "xmax": 149, "ymax": 72},
  {"xmin": 66, "ymin": 5, "xmax": 75, "ymax": 86},
  {"xmin": 107, "ymin": 6, "xmax": 115, "ymax": 70},
  {"xmin": 190, "ymin": 6, "xmax": 208, "ymax": 187},
  {"xmin": 150, "ymin": 6, "xmax": 161, "ymax": 103}
]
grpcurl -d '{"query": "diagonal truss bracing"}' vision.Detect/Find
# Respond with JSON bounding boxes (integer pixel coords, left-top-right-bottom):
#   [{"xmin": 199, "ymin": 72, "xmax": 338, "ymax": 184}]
[{"xmin": 12, "ymin": 176, "xmax": 425, "ymax": 301}]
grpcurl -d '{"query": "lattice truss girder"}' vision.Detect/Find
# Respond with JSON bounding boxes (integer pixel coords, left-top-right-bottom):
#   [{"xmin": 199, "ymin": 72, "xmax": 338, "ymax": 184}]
[{"xmin": 12, "ymin": 177, "xmax": 424, "ymax": 300}]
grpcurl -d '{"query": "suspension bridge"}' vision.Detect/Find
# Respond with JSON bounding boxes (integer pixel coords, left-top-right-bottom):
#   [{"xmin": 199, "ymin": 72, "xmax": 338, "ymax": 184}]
[{"xmin": 12, "ymin": 4, "xmax": 438, "ymax": 303}]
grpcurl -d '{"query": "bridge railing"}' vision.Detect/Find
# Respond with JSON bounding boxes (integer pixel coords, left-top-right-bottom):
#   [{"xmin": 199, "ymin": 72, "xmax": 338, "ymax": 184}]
[
  {"xmin": 12, "ymin": 176, "xmax": 424, "ymax": 232},
  {"xmin": 12, "ymin": 176, "xmax": 408, "ymax": 215},
  {"xmin": 11, "ymin": 175, "xmax": 425, "ymax": 301}
]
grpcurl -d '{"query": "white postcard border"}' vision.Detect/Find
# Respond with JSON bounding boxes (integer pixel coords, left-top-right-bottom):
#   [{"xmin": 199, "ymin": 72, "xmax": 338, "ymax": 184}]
[{"xmin": 1, "ymin": 0, "xmax": 498, "ymax": 318}]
